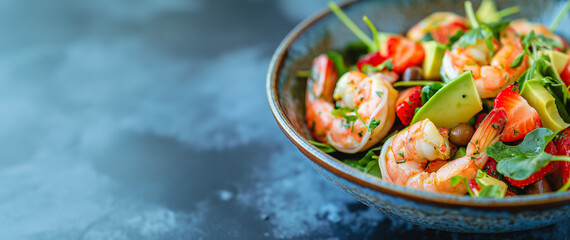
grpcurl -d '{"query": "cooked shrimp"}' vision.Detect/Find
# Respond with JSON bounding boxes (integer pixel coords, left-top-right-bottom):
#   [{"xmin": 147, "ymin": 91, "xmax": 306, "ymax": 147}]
[
  {"xmin": 407, "ymin": 12, "xmax": 468, "ymax": 44},
  {"xmin": 306, "ymin": 54, "xmax": 398, "ymax": 153},
  {"xmin": 380, "ymin": 108, "xmax": 507, "ymax": 195},
  {"xmin": 510, "ymin": 19, "xmax": 567, "ymax": 48},
  {"xmin": 441, "ymin": 27, "xmax": 528, "ymax": 98}
]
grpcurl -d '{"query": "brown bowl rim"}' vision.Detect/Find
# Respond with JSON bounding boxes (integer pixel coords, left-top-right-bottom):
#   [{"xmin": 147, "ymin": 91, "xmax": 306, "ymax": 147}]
[{"xmin": 266, "ymin": 0, "xmax": 570, "ymax": 211}]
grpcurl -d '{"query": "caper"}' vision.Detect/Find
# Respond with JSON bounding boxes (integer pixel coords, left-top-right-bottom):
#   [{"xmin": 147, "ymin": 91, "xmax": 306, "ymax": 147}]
[
  {"xmin": 449, "ymin": 123, "xmax": 475, "ymax": 146},
  {"xmin": 402, "ymin": 66, "xmax": 423, "ymax": 81}
]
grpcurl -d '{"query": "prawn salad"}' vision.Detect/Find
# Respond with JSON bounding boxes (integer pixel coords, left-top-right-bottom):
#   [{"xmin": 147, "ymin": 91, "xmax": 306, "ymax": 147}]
[{"xmin": 304, "ymin": 0, "xmax": 570, "ymax": 198}]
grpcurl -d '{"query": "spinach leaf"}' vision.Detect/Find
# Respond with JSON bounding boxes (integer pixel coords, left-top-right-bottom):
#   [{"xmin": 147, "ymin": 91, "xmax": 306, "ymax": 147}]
[
  {"xmin": 343, "ymin": 146, "xmax": 382, "ymax": 178},
  {"xmin": 421, "ymin": 82, "xmax": 444, "ymax": 104},
  {"xmin": 486, "ymin": 128, "xmax": 570, "ymax": 180}
]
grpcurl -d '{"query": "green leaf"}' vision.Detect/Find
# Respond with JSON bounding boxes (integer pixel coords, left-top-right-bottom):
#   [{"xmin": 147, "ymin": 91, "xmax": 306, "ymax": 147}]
[
  {"xmin": 446, "ymin": 30, "xmax": 465, "ymax": 48},
  {"xmin": 509, "ymin": 52, "xmax": 525, "ymax": 68},
  {"xmin": 487, "ymin": 128, "xmax": 562, "ymax": 180},
  {"xmin": 456, "ymin": 29, "xmax": 480, "ymax": 48},
  {"xmin": 343, "ymin": 146, "xmax": 383, "ymax": 178},
  {"xmin": 325, "ymin": 51, "xmax": 347, "ymax": 75},
  {"xmin": 421, "ymin": 32, "xmax": 434, "ymax": 41},
  {"xmin": 362, "ymin": 59, "xmax": 393, "ymax": 75},
  {"xmin": 450, "ymin": 176, "xmax": 464, "ymax": 186},
  {"xmin": 309, "ymin": 140, "xmax": 337, "ymax": 153},
  {"xmin": 450, "ymin": 175, "xmax": 476, "ymax": 196},
  {"xmin": 420, "ymin": 82, "xmax": 444, "ymax": 104},
  {"xmin": 368, "ymin": 118, "xmax": 381, "ymax": 133},
  {"xmin": 478, "ymin": 185, "xmax": 503, "ymax": 198}
]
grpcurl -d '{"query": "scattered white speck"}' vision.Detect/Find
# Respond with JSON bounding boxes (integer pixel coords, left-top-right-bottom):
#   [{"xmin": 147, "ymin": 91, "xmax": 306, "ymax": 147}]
[{"xmin": 218, "ymin": 190, "xmax": 234, "ymax": 201}]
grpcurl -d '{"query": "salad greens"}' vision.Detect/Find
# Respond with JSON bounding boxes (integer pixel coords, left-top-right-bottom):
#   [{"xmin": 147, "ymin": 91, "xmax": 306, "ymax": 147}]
[{"xmin": 487, "ymin": 128, "xmax": 570, "ymax": 180}]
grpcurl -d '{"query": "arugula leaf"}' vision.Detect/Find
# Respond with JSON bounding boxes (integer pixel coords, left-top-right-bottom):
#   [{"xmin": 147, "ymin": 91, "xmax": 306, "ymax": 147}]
[
  {"xmin": 308, "ymin": 140, "xmax": 336, "ymax": 153},
  {"xmin": 486, "ymin": 128, "xmax": 570, "ymax": 180},
  {"xmin": 446, "ymin": 30, "xmax": 464, "ymax": 49},
  {"xmin": 420, "ymin": 82, "xmax": 444, "ymax": 104},
  {"xmin": 517, "ymin": 56, "xmax": 570, "ymax": 123},
  {"xmin": 343, "ymin": 146, "xmax": 382, "ymax": 178},
  {"xmin": 509, "ymin": 52, "xmax": 525, "ymax": 68}
]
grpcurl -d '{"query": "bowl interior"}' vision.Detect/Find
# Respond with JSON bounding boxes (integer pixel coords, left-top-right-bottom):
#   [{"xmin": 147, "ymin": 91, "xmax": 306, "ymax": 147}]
[{"xmin": 269, "ymin": 0, "xmax": 570, "ymax": 207}]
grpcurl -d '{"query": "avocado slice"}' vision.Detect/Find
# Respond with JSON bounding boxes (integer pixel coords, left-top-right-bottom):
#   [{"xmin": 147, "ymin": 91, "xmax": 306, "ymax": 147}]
[
  {"xmin": 520, "ymin": 79, "xmax": 570, "ymax": 132},
  {"xmin": 421, "ymin": 41, "xmax": 447, "ymax": 80},
  {"xmin": 411, "ymin": 71, "xmax": 483, "ymax": 129},
  {"xmin": 534, "ymin": 50, "xmax": 570, "ymax": 74}
]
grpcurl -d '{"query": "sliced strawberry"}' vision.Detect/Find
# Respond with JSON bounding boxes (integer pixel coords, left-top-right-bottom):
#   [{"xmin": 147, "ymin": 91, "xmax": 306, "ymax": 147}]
[
  {"xmin": 468, "ymin": 179, "xmax": 482, "ymax": 193},
  {"xmin": 386, "ymin": 36, "xmax": 425, "ymax": 74},
  {"xmin": 484, "ymin": 158, "xmax": 503, "ymax": 180},
  {"xmin": 560, "ymin": 57, "xmax": 570, "ymax": 89},
  {"xmin": 493, "ymin": 84, "xmax": 542, "ymax": 142},
  {"xmin": 396, "ymin": 86, "xmax": 423, "ymax": 126},
  {"xmin": 553, "ymin": 127, "xmax": 570, "ymax": 187},
  {"xmin": 505, "ymin": 142, "xmax": 555, "ymax": 188},
  {"xmin": 473, "ymin": 113, "xmax": 487, "ymax": 129},
  {"xmin": 356, "ymin": 51, "xmax": 387, "ymax": 72}
]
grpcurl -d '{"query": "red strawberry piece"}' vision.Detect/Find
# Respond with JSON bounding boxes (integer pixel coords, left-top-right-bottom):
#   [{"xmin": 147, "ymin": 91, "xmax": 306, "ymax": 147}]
[
  {"xmin": 493, "ymin": 84, "xmax": 542, "ymax": 142},
  {"xmin": 356, "ymin": 51, "xmax": 387, "ymax": 72},
  {"xmin": 484, "ymin": 158, "xmax": 502, "ymax": 180},
  {"xmin": 395, "ymin": 86, "xmax": 423, "ymax": 126},
  {"xmin": 474, "ymin": 113, "xmax": 487, "ymax": 129},
  {"xmin": 560, "ymin": 57, "xmax": 570, "ymax": 90},
  {"xmin": 386, "ymin": 36, "xmax": 425, "ymax": 74},
  {"xmin": 468, "ymin": 179, "xmax": 482, "ymax": 193},
  {"xmin": 505, "ymin": 151, "xmax": 555, "ymax": 188},
  {"xmin": 553, "ymin": 127, "xmax": 570, "ymax": 188}
]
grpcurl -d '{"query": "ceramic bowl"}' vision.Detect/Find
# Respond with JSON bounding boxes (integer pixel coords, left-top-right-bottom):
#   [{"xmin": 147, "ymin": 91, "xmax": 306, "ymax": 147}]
[{"xmin": 266, "ymin": 0, "xmax": 570, "ymax": 232}]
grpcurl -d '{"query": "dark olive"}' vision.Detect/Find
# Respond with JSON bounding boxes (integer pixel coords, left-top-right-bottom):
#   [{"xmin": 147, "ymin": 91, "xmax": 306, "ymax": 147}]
[
  {"xmin": 402, "ymin": 66, "xmax": 423, "ymax": 81},
  {"xmin": 524, "ymin": 179, "xmax": 552, "ymax": 195},
  {"xmin": 449, "ymin": 123, "xmax": 475, "ymax": 146}
]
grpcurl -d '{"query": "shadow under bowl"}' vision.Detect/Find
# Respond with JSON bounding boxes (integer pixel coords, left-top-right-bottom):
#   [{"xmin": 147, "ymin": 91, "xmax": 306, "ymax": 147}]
[{"xmin": 266, "ymin": 0, "xmax": 570, "ymax": 232}]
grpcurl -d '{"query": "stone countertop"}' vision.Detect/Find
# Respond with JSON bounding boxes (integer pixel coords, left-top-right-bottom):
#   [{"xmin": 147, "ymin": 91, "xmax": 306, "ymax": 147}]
[{"xmin": 1, "ymin": 0, "xmax": 568, "ymax": 239}]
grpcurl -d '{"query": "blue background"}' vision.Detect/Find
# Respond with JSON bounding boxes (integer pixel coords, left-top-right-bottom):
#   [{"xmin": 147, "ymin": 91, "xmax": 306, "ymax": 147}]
[{"xmin": 2, "ymin": 0, "xmax": 569, "ymax": 239}]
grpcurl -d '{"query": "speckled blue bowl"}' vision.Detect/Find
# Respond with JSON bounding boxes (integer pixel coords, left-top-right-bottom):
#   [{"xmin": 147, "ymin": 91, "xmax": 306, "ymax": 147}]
[{"xmin": 267, "ymin": 0, "xmax": 570, "ymax": 233}]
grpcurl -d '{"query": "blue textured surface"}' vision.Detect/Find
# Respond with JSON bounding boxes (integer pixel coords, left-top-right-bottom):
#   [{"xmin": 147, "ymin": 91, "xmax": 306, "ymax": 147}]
[{"xmin": 0, "ymin": 0, "xmax": 569, "ymax": 239}]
